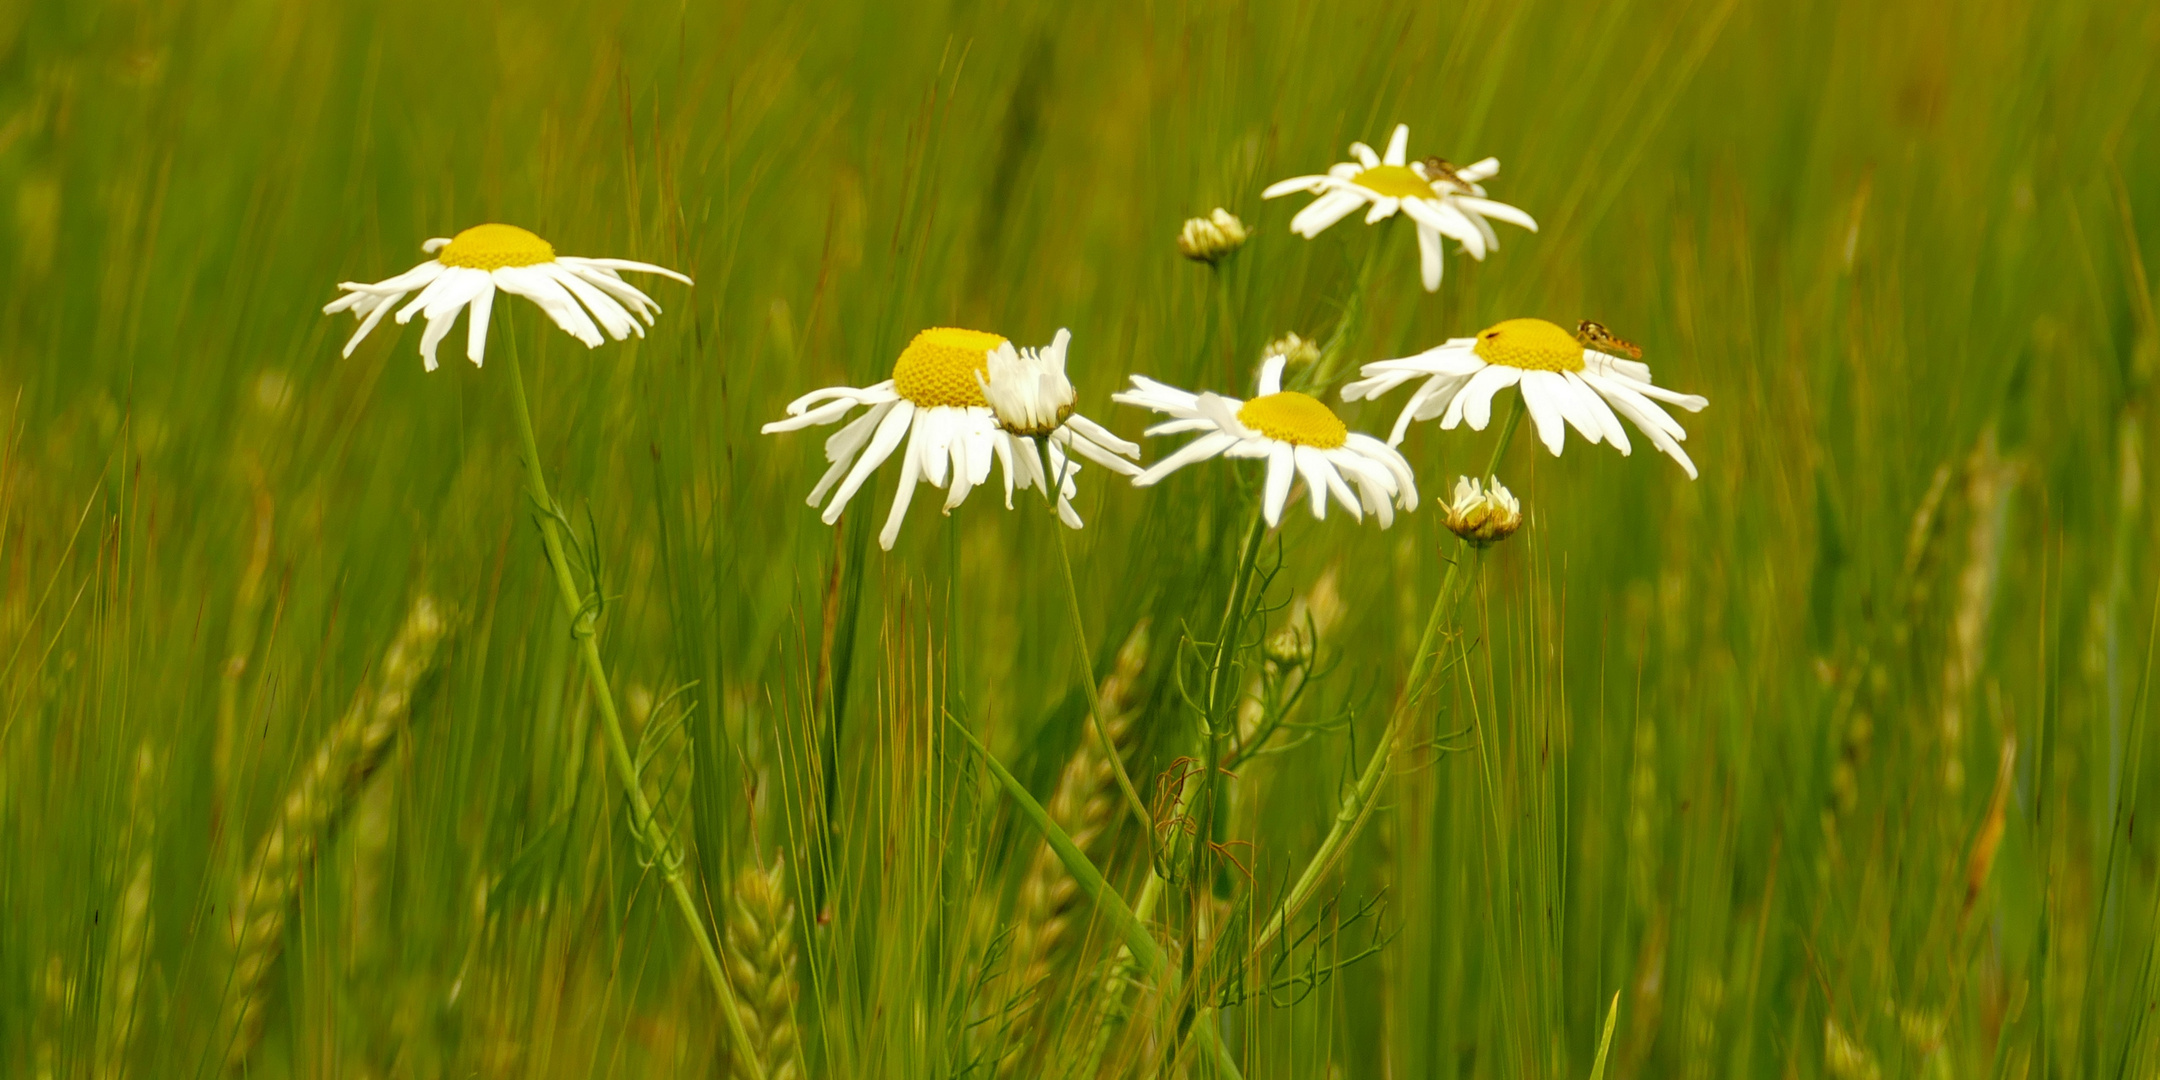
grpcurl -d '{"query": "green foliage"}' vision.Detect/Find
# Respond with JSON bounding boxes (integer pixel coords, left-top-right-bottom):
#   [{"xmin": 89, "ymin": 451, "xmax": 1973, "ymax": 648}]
[{"xmin": 1, "ymin": 0, "xmax": 2157, "ymax": 1075}]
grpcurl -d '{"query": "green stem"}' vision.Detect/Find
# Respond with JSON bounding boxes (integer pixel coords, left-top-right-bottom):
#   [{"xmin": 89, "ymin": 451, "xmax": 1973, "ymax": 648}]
[
  {"xmin": 500, "ymin": 326, "xmax": 766, "ymax": 1080},
  {"xmin": 1245, "ymin": 394, "xmax": 1523, "ymax": 970},
  {"xmin": 1051, "ymin": 513, "xmax": 1157, "ymax": 853},
  {"xmin": 1187, "ymin": 506, "xmax": 1269, "ymax": 883},
  {"xmin": 1303, "ymin": 218, "xmax": 1394, "ymax": 392},
  {"xmin": 950, "ymin": 717, "xmax": 1166, "ymax": 978}
]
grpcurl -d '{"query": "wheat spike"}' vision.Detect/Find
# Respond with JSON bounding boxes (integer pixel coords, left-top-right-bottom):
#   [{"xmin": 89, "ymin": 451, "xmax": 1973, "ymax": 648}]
[
  {"xmin": 995, "ymin": 620, "xmax": 1150, "ymax": 1074},
  {"xmin": 221, "ymin": 596, "xmax": 450, "ymax": 1072},
  {"xmin": 724, "ymin": 859, "xmax": 802, "ymax": 1080},
  {"xmin": 96, "ymin": 742, "xmax": 159, "ymax": 1079}
]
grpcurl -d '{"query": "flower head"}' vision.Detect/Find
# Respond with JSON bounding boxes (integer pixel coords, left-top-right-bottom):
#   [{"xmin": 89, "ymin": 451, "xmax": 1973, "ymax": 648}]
[
  {"xmin": 1114, "ymin": 355, "xmax": 1417, "ymax": 528},
  {"xmin": 1177, "ymin": 208, "xmax": 1251, "ymax": 264},
  {"xmin": 1342, "ymin": 317, "xmax": 1711, "ymax": 478},
  {"xmin": 763, "ymin": 327, "xmax": 1139, "ymax": 549},
  {"xmin": 323, "ymin": 224, "xmax": 692, "ymax": 370},
  {"xmin": 1442, "ymin": 476, "xmax": 1522, "ymax": 547},
  {"xmin": 978, "ymin": 329, "xmax": 1077, "ymax": 438},
  {"xmin": 1262, "ymin": 124, "xmax": 1535, "ymax": 292}
]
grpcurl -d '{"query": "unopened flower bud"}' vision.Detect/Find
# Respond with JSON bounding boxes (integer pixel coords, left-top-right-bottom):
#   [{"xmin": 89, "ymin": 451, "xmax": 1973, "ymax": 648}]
[
  {"xmin": 1443, "ymin": 475, "xmax": 1522, "ymax": 547},
  {"xmin": 1176, "ymin": 208, "xmax": 1250, "ymax": 264},
  {"xmin": 1261, "ymin": 332, "xmax": 1321, "ymax": 369}
]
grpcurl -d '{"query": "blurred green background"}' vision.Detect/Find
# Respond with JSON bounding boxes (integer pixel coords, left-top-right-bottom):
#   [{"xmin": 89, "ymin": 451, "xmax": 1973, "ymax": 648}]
[{"xmin": 3, "ymin": 0, "xmax": 2158, "ymax": 1075}]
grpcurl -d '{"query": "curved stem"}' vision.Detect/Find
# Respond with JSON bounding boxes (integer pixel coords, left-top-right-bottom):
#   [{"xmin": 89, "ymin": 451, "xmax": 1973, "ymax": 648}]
[
  {"xmin": 500, "ymin": 325, "xmax": 766, "ymax": 1080},
  {"xmin": 1049, "ymin": 503, "xmax": 1156, "ymax": 854},
  {"xmin": 1245, "ymin": 393, "xmax": 1524, "ymax": 968},
  {"xmin": 1186, "ymin": 506, "xmax": 1269, "ymax": 883},
  {"xmin": 1303, "ymin": 218, "xmax": 1394, "ymax": 392}
]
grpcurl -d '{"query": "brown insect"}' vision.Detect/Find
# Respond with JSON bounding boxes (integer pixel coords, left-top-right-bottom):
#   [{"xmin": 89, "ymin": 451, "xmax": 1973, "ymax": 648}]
[
  {"xmin": 1418, "ymin": 156, "xmax": 1471, "ymax": 192},
  {"xmin": 1575, "ymin": 320, "xmax": 1644, "ymax": 360}
]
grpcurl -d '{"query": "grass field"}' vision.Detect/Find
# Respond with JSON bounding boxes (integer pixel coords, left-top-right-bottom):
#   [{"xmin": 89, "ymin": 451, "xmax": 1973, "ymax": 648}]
[{"xmin": 4, "ymin": 0, "xmax": 2159, "ymax": 1075}]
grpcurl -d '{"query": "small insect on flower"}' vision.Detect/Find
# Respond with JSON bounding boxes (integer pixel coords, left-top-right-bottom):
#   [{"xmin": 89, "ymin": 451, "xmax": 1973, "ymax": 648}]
[
  {"xmin": 1575, "ymin": 320, "xmax": 1644, "ymax": 360},
  {"xmin": 1177, "ymin": 208, "xmax": 1251, "ymax": 264},
  {"xmin": 323, "ymin": 224, "xmax": 692, "ymax": 370},
  {"xmin": 763, "ymin": 327, "xmax": 1139, "ymax": 550},
  {"xmin": 1114, "ymin": 354, "xmax": 1417, "ymax": 528},
  {"xmin": 1342, "ymin": 317, "xmax": 1710, "ymax": 478},
  {"xmin": 1442, "ymin": 475, "xmax": 1522, "ymax": 547},
  {"xmin": 1262, "ymin": 124, "xmax": 1536, "ymax": 292}
]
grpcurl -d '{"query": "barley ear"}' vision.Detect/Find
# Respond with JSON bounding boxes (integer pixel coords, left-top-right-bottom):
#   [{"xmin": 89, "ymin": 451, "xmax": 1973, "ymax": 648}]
[{"xmin": 221, "ymin": 596, "xmax": 451, "ymax": 1072}]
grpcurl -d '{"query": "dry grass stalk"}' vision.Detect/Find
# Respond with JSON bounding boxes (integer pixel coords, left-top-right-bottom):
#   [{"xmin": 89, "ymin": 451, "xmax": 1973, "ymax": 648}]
[
  {"xmin": 1940, "ymin": 430, "xmax": 2017, "ymax": 794},
  {"xmin": 221, "ymin": 595, "xmax": 450, "ymax": 1072},
  {"xmin": 724, "ymin": 858, "xmax": 802, "ymax": 1080}
]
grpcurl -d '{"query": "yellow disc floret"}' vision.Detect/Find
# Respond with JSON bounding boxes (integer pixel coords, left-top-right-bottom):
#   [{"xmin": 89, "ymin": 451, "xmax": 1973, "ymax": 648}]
[
  {"xmin": 1473, "ymin": 318, "xmax": 1586, "ymax": 373},
  {"xmin": 892, "ymin": 327, "xmax": 1008, "ymax": 408},
  {"xmin": 1237, "ymin": 391, "xmax": 1348, "ymax": 449},
  {"xmin": 437, "ymin": 224, "xmax": 557, "ymax": 270},
  {"xmin": 1353, "ymin": 164, "xmax": 1438, "ymax": 200}
]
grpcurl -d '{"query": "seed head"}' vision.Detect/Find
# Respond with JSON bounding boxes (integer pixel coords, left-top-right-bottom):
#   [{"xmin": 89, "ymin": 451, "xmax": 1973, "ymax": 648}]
[
  {"xmin": 1442, "ymin": 475, "xmax": 1522, "ymax": 547},
  {"xmin": 1177, "ymin": 208, "xmax": 1250, "ymax": 264}
]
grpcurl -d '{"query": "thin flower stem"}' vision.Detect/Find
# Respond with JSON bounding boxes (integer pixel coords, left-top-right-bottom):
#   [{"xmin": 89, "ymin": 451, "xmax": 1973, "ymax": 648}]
[
  {"xmin": 1238, "ymin": 395, "xmax": 1523, "ymax": 977},
  {"xmin": 499, "ymin": 324, "xmax": 767, "ymax": 1080},
  {"xmin": 1187, "ymin": 506, "xmax": 1269, "ymax": 883},
  {"xmin": 950, "ymin": 715, "xmax": 1166, "ymax": 978},
  {"xmin": 1304, "ymin": 218, "xmax": 1394, "ymax": 392},
  {"xmin": 1049, "ymin": 509, "xmax": 1157, "ymax": 853}
]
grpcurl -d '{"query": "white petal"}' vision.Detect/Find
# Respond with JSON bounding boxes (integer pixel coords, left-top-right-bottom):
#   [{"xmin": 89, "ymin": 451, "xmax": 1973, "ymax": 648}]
[
  {"xmin": 1062, "ymin": 413, "xmax": 1139, "ymax": 459},
  {"xmin": 557, "ymin": 256, "xmax": 694, "ymax": 285},
  {"xmin": 1257, "ymin": 354, "xmax": 1286, "ymax": 396},
  {"xmin": 1455, "ymin": 196, "xmax": 1537, "ymax": 232},
  {"xmin": 1447, "ymin": 365, "xmax": 1523, "ymax": 430},
  {"xmin": 547, "ymin": 265, "xmax": 640, "ymax": 341},
  {"xmin": 1563, "ymin": 371, "xmax": 1631, "ymax": 454},
  {"xmin": 1263, "ymin": 442, "xmax": 1295, "ymax": 527},
  {"xmin": 1290, "ymin": 189, "xmax": 1368, "ymax": 237},
  {"xmin": 1415, "ymin": 222, "xmax": 1442, "ymax": 293},
  {"xmin": 464, "ymin": 282, "xmax": 496, "ymax": 366},
  {"xmin": 1262, "ymin": 174, "xmax": 1330, "ymax": 199},
  {"xmin": 1455, "ymin": 157, "xmax": 1500, "ymax": 182},
  {"xmin": 1293, "ymin": 445, "xmax": 1334, "ymax": 519},
  {"xmin": 879, "ymin": 412, "xmax": 931, "ymax": 549},
  {"xmin": 806, "ymin": 404, "xmax": 891, "ymax": 506},
  {"xmin": 822, "ymin": 402, "xmax": 915, "ymax": 524},
  {"xmin": 1518, "ymin": 372, "xmax": 1570, "ymax": 456},
  {"xmin": 492, "ymin": 265, "xmax": 603, "ymax": 348},
  {"xmin": 1134, "ymin": 432, "xmax": 1237, "ymax": 486},
  {"xmin": 1350, "ymin": 142, "xmax": 1381, "ymax": 169},
  {"xmin": 1382, "ymin": 125, "xmax": 1409, "ymax": 166}
]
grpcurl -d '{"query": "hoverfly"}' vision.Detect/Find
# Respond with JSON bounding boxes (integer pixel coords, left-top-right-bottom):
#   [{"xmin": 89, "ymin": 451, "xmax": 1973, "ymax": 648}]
[
  {"xmin": 1575, "ymin": 320, "xmax": 1644, "ymax": 360},
  {"xmin": 1418, "ymin": 156, "xmax": 1471, "ymax": 193}
]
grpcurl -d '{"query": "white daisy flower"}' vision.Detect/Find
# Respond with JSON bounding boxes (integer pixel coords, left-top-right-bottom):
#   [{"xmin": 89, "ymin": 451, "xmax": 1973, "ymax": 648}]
[
  {"xmin": 323, "ymin": 224, "xmax": 693, "ymax": 370},
  {"xmin": 1113, "ymin": 354, "xmax": 1417, "ymax": 528},
  {"xmin": 978, "ymin": 328, "xmax": 1077, "ymax": 437},
  {"xmin": 1341, "ymin": 317, "xmax": 1711, "ymax": 478},
  {"xmin": 763, "ymin": 327, "xmax": 1141, "ymax": 550},
  {"xmin": 1261, "ymin": 124, "xmax": 1536, "ymax": 292}
]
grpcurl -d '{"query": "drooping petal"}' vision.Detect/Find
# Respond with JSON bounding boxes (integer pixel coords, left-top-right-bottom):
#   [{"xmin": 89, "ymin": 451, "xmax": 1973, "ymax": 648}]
[
  {"xmin": 1263, "ymin": 442, "xmax": 1296, "ymax": 526},
  {"xmin": 822, "ymin": 402, "xmax": 916, "ymax": 524},
  {"xmin": 1134, "ymin": 432, "xmax": 1238, "ymax": 486}
]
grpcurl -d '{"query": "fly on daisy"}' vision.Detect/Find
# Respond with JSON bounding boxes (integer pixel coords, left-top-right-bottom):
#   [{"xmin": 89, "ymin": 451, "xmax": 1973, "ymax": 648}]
[
  {"xmin": 1114, "ymin": 354, "xmax": 1417, "ymax": 527},
  {"xmin": 1341, "ymin": 317, "xmax": 1710, "ymax": 477},
  {"xmin": 1261, "ymin": 124, "xmax": 1536, "ymax": 292},
  {"xmin": 323, "ymin": 224, "xmax": 693, "ymax": 370},
  {"xmin": 763, "ymin": 327, "xmax": 1140, "ymax": 550}
]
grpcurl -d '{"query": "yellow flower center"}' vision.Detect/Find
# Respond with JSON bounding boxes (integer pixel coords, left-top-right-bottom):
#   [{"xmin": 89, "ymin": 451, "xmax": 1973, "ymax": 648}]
[
  {"xmin": 1353, "ymin": 164, "xmax": 1437, "ymax": 200},
  {"xmin": 1472, "ymin": 318, "xmax": 1586, "ymax": 372},
  {"xmin": 891, "ymin": 327, "xmax": 1008, "ymax": 408},
  {"xmin": 1237, "ymin": 391, "xmax": 1347, "ymax": 449},
  {"xmin": 437, "ymin": 224, "xmax": 557, "ymax": 269}
]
